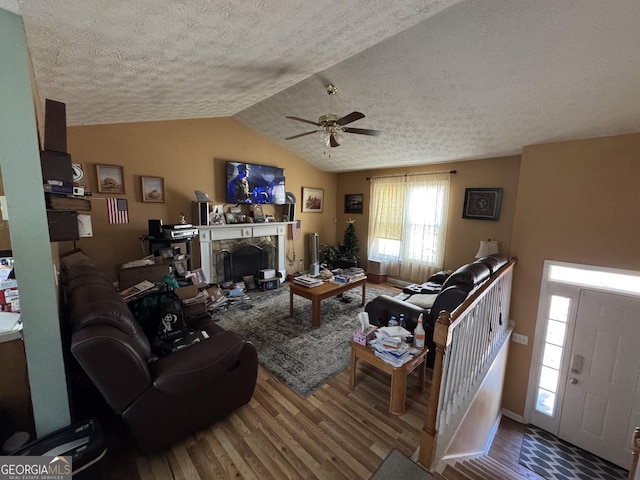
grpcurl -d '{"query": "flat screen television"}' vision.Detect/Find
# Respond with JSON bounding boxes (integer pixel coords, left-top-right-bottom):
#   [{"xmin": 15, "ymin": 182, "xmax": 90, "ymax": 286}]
[{"xmin": 226, "ymin": 161, "xmax": 285, "ymax": 204}]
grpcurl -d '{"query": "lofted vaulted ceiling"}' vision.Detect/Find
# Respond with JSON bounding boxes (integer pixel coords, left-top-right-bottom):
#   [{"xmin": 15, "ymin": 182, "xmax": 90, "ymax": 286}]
[{"xmin": 6, "ymin": 0, "xmax": 640, "ymax": 172}]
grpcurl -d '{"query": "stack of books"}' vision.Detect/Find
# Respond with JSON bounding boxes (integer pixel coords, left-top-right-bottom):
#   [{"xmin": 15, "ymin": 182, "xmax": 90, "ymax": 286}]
[
  {"xmin": 330, "ymin": 267, "xmax": 366, "ymax": 284},
  {"xmin": 293, "ymin": 275, "xmax": 324, "ymax": 288}
]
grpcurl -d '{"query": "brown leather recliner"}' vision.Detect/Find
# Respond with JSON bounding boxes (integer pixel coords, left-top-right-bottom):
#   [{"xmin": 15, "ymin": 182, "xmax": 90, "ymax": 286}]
[{"xmin": 63, "ymin": 261, "xmax": 258, "ymax": 454}]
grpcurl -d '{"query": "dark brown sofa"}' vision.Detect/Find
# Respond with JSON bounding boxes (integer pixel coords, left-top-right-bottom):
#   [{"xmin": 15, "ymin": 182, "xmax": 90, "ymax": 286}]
[
  {"xmin": 61, "ymin": 256, "xmax": 258, "ymax": 454},
  {"xmin": 364, "ymin": 254, "xmax": 509, "ymax": 366}
]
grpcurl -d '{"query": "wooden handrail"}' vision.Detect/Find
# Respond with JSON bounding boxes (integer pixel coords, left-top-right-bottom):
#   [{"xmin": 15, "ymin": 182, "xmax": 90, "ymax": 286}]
[
  {"xmin": 418, "ymin": 311, "xmax": 451, "ymax": 468},
  {"xmin": 418, "ymin": 259, "xmax": 516, "ymax": 470},
  {"xmin": 630, "ymin": 427, "xmax": 639, "ymax": 480}
]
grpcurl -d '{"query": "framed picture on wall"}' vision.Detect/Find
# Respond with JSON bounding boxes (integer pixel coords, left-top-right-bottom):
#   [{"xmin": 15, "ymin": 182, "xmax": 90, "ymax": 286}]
[
  {"xmin": 141, "ymin": 176, "xmax": 165, "ymax": 203},
  {"xmin": 96, "ymin": 164, "xmax": 125, "ymax": 194},
  {"xmin": 302, "ymin": 187, "xmax": 323, "ymax": 213},
  {"xmin": 344, "ymin": 194, "xmax": 363, "ymax": 214},
  {"xmin": 462, "ymin": 187, "xmax": 503, "ymax": 221}
]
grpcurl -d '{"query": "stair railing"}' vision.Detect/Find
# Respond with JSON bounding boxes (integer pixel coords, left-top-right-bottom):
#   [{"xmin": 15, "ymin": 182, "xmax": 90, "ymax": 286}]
[{"xmin": 419, "ymin": 259, "xmax": 516, "ymax": 470}]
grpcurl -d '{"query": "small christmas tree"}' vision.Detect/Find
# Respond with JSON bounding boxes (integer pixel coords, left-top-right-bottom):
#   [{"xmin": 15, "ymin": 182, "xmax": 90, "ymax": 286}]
[
  {"xmin": 321, "ymin": 218, "xmax": 360, "ymax": 268},
  {"xmin": 341, "ymin": 218, "xmax": 359, "ymax": 258}
]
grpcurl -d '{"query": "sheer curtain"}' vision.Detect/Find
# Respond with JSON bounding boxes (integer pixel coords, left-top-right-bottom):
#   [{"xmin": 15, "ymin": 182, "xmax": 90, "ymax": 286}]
[{"xmin": 368, "ymin": 172, "xmax": 450, "ymax": 283}]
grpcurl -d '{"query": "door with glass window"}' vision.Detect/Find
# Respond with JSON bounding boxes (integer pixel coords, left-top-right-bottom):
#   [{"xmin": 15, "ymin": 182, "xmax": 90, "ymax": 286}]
[
  {"xmin": 559, "ymin": 289, "xmax": 640, "ymax": 467},
  {"xmin": 531, "ymin": 281, "xmax": 640, "ymax": 468}
]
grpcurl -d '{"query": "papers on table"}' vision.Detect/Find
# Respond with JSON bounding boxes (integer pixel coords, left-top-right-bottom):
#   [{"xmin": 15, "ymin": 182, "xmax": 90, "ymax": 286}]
[
  {"xmin": 377, "ymin": 326, "xmax": 411, "ymax": 338},
  {"xmin": 369, "ymin": 338, "xmax": 421, "ymax": 367},
  {"xmin": 293, "ymin": 275, "xmax": 323, "ymax": 288}
]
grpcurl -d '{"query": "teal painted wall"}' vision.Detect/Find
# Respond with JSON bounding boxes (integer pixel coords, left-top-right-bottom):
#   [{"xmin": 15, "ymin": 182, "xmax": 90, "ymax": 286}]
[{"xmin": 0, "ymin": 8, "xmax": 70, "ymax": 435}]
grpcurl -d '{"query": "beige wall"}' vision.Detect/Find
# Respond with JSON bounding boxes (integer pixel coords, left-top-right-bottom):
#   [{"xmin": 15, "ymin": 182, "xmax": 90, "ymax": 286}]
[
  {"xmin": 505, "ymin": 132, "xmax": 640, "ymax": 416},
  {"xmin": 336, "ymin": 155, "xmax": 521, "ymax": 271},
  {"xmin": 67, "ymin": 117, "xmax": 337, "ymax": 280}
]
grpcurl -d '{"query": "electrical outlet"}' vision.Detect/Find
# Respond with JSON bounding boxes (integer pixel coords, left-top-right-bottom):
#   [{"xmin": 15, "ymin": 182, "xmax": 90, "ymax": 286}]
[{"xmin": 512, "ymin": 333, "xmax": 528, "ymax": 345}]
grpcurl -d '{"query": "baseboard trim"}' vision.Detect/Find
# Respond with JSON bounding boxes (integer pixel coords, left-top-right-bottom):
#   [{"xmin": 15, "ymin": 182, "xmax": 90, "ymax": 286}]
[{"xmin": 501, "ymin": 408, "xmax": 524, "ymax": 424}]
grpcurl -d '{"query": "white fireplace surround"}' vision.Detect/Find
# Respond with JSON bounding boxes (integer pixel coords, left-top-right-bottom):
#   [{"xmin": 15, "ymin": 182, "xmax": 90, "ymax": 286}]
[{"xmin": 198, "ymin": 223, "xmax": 292, "ymax": 284}]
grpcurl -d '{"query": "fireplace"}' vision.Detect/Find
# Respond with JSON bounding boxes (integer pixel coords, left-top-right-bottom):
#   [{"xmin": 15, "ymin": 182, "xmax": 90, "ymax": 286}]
[
  {"xmin": 197, "ymin": 223, "xmax": 290, "ymax": 285},
  {"xmin": 216, "ymin": 243, "xmax": 274, "ymax": 283},
  {"xmin": 211, "ymin": 237, "xmax": 277, "ymax": 283}
]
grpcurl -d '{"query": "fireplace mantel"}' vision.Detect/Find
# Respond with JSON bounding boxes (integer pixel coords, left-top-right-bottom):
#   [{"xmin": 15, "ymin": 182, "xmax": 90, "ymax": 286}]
[{"xmin": 198, "ymin": 222, "xmax": 292, "ymax": 283}]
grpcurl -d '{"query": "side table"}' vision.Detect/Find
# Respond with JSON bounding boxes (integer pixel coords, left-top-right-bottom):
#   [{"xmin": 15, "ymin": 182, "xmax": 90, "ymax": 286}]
[{"xmin": 349, "ymin": 340, "xmax": 427, "ymax": 415}]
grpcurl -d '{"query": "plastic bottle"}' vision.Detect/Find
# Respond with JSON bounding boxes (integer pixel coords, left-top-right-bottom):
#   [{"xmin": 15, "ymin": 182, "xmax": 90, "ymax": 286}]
[
  {"xmin": 388, "ymin": 316, "xmax": 398, "ymax": 327},
  {"xmin": 414, "ymin": 313, "xmax": 425, "ymax": 349},
  {"xmin": 398, "ymin": 313, "xmax": 406, "ymax": 329}
]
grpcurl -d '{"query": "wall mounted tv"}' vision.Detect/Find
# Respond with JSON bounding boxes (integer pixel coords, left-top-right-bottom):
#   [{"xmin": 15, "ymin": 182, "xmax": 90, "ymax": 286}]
[{"xmin": 226, "ymin": 161, "xmax": 285, "ymax": 204}]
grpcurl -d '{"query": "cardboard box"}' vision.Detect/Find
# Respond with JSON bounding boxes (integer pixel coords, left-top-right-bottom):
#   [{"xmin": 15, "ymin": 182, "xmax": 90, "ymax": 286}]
[
  {"xmin": 176, "ymin": 285, "xmax": 226, "ymax": 317},
  {"xmin": 118, "ymin": 263, "xmax": 170, "ymax": 290}
]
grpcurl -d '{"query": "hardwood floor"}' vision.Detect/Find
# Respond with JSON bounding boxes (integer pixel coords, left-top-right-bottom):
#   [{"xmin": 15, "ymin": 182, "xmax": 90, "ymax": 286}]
[
  {"xmin": 102, "ymin": 362, "xmax": 432, "ymax": 479},
  {"xmin": 99, "ymin": 365, "xmax": 536, "ymax": 480}
]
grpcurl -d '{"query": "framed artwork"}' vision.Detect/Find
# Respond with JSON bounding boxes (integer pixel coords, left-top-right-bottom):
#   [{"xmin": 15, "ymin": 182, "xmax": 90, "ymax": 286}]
[
  {"xmin": 141, "ymin": 176, "xmax": 165, "ymax": 203},
  {"xmin": 344, "ymin": 193, "xmax": 363, "ymax": 214},
  {"xmin": 96, "ymin": 164, "xmax": 125, "ymax": 194},
  {"xmin": 302, "ymin": 187, "xmax": 324, "ymax": 213},
  {"xmin": 462, "ymin": 188, "xmax": 503, "ymax": 221}
]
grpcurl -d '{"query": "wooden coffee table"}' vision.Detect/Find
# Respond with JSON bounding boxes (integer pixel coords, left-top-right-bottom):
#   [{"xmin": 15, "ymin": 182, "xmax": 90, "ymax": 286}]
[
  {"xmin": 350, "ymin": 340, "xmax": 427, "ymax": 415},
  {"xmin": 289, "ymin": 276, "xmax": 367, "ymax": 329}
]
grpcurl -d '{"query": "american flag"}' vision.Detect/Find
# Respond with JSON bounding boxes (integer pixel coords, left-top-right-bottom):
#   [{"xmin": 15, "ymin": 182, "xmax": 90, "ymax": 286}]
[{"xmin": 107, "ymin": 198, "xmax": 129, "ymax": 224}]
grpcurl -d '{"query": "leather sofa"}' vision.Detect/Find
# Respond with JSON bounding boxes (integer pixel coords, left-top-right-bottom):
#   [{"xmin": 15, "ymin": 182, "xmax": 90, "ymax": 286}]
[
  {"xmin": 364, "ymin": 254, "xmax": 508, "ymax": 366},
  {"xmin": 60, "ymin": 255, "xmax": 258, "ymax": 454}
]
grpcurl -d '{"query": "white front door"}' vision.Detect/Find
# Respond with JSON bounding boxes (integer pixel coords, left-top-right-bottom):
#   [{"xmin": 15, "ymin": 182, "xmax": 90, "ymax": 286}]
[{"xmin": 558, "ymin": 289, "xmax": 640, "ymax": 467}]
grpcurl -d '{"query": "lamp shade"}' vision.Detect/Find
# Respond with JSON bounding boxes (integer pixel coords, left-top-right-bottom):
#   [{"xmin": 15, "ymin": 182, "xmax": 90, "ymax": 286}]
[{"xmin": 475, "ymin": 240, "xmax": 499, "ymax": 258}]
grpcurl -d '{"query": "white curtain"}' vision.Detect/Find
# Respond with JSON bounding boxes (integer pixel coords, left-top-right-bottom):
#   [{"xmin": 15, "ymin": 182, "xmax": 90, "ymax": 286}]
[{"xmin": 368, "ymin": 172, "xmax": 450, "ymax": 283}]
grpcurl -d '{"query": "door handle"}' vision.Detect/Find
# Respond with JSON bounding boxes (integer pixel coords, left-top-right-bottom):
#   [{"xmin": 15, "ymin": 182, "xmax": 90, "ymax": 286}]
[
  {"xmin": 569, "ymin": 378, "xmax": 578, "ymax": 385},
  {"xmin": 570, "ymin": 354, "xmax": 584, "ymax": 374}
]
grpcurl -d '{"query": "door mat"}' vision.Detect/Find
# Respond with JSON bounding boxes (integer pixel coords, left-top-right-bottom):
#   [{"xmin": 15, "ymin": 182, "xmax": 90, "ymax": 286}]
[
  {"xmin": 518, "ymin": 425, "xmax": 628, "ymax": 480},
  {"xmin": 369, "ymin": 449, "xmax": 434, "ymax": 480}
]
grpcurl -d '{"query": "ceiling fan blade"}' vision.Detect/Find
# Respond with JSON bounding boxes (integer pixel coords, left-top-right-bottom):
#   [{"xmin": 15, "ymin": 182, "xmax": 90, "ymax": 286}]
[
  {"xmin": 343, "ymin": 127, "xmax": 382, "ymax": 136},
  {"xmin": 286, "ymin": 116, "xmax": 321, "ymax": 127},
  {"xmin": 285, "ymin": 130, "xmax": 319, "ymax": 140},
  {"xmin": 336, "ymin": 111, "xmax": 365, "ymax": 126},
  {"xmin": 330, "ymin": 135, "xmax": 341, "ymax": 148}
]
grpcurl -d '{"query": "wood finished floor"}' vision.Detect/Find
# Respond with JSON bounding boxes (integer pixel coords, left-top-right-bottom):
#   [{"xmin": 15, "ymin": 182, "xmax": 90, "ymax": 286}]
[
  {"xmin": 102, "ymin": 362, "xmax": 432, "ymax": 479},
  {"xmin": 98, "ymin": 281, "xmax": 534, "ymax": 479}
]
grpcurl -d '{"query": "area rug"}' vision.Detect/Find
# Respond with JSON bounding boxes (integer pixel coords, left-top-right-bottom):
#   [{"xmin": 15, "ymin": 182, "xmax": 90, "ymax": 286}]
[
  {"xmin": 369, "ymin": 449, "xmax": 434, "ymax": 480},
  {"xmin": 215, "ymin": 284, "xmax": 392, "ymax": 397},
  {"xmin": 518, "ymin": 425, "xmax": 628, "ymax": 480}
]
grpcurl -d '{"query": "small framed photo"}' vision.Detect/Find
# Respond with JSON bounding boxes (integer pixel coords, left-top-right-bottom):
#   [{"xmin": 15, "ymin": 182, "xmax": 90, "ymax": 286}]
[
  {"xmin": 210, "ymin": 205, "xmax": 226, "ymax": 225},
  {"xmin": 302, "ymin": 187, "xmax": 324, "ymax": 213},
  {"xmin": 174, "ymin": 260, "xmax": 188, "ymax": 276},
  {"xmin": 190, "ymin": 268, "xmax": 207, "ymax": 285},
  {"xmin": 141, "ymin": 176, "xmax": 165, "ymax": 203},
  {"xmin": 462, "ymin": 188, "xmax": 503, "ymax": 221},
  {"xmin": 96, "ymin": 164, "xmax": 125, "ymax": 194},
  {"xmin": 242, "ymin": 275, "xmax": 257, "ymax": 291},
  {"xmin": 159, "ymin": 248, "xmax": 174, "ymax": 260},
  {"xmin": 344, "ymin": 194, "xmax": 363, "ymax": 214},
  {"xmin": 225, "ymin": 212, "xmax": 237, "ymax": 224}
]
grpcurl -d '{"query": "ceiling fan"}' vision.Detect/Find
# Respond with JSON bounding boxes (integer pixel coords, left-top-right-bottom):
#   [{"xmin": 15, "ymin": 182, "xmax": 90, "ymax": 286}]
[{"xmin": 285, "ymin": 84, "xmax": 381, "ymax": 147}]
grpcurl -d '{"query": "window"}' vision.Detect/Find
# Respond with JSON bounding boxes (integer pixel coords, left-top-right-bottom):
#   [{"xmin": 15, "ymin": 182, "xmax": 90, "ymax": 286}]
[{"xmin": 368, "ymin": 172, "xmax": 450, "ymax": 282}]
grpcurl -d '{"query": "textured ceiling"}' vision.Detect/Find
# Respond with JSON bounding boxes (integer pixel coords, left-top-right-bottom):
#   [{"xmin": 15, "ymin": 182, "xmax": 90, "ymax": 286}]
[{"xmin": 14, "ymin": 0, "xmax": 640, "ymax": 172}]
